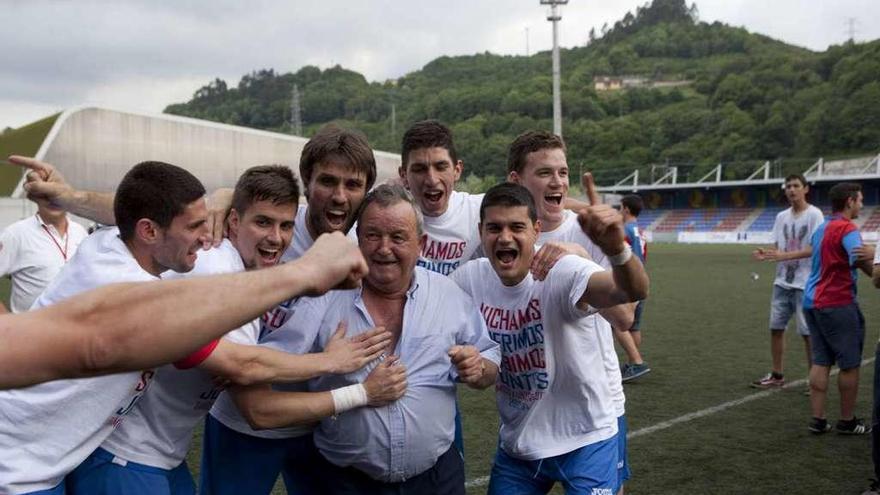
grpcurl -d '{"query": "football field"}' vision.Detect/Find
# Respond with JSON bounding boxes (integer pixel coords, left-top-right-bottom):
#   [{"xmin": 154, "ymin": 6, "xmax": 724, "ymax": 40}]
[{"xmin": 6, "ymin": 242, "xmax": 872, "ymax": 494}]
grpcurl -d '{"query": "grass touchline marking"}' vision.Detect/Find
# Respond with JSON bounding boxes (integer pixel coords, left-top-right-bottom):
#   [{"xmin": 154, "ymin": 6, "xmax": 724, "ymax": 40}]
[{"xmin": 464, "ymin": 356, "xmax": 875, "ymax": 489}]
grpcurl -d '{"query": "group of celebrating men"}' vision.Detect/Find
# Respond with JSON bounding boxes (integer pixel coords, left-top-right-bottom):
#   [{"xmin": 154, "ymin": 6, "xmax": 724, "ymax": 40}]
[{"xmin": 0, "ymin": 120, "xmax": 649, "ymax": 495}]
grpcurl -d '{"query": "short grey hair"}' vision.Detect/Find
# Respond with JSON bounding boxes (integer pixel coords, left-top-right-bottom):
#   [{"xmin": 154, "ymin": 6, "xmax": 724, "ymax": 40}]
[{"xmin": 356, "ymin": 184, "xmax": 424, "ymax": 236}]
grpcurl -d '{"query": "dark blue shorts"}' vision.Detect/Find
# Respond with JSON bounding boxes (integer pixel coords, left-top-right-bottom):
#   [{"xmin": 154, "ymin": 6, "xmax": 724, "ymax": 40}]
[{"xmin": 805, "ymin": 303, "xmax": 865, "ymax": 370}]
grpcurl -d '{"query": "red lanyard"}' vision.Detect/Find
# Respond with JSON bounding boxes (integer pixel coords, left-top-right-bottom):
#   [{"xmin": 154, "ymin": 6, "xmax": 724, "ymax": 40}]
[{"xmin": 39, "ymin": 219, "xmax": 69, "ymax": 261}]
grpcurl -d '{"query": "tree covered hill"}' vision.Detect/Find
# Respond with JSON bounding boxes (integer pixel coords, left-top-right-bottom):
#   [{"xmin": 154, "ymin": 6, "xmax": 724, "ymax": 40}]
[{"xmin": 164, "ymin": 0, "xmax": 880, "ymax": 184}]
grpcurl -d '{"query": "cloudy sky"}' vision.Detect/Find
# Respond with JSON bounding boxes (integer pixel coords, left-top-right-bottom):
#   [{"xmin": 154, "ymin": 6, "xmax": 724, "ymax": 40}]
[{"xmin": 2, "ymin": 0, "xmax": 878, "ymax": 131}]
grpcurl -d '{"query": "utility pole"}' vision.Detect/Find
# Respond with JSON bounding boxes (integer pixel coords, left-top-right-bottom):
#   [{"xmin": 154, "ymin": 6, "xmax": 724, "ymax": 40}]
[
  {"xmin": 525, "ymin": 26, "xmax": 530, "ymax": 56},
  {"xmin": 290, "ymin": 84, "xmax": 303, "ymax": 136},
  {"xmin": 541, "ymin": 0, "xmax": 568, "ymax": 138},
  {"xmin": 846, "ymin": 17, "xmax": 857, "ymax": 43}
]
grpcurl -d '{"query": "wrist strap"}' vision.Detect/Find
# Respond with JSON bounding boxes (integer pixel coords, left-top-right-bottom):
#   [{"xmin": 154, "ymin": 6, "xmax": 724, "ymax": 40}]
[
  {"xmin": 331, "ymin": 384, "xmax": 368, "ymax": 414},
  {"xmin": 608, "ymin": 243, "xmax": 633, "ymax": 266}
]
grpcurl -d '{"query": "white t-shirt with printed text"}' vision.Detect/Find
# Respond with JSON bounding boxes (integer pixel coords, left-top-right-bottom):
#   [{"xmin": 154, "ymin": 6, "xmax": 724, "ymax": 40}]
[
  {"xmin": 771, "ymin": 205, "xmax": 824, "ymax": 290},
  {"xmin": 99, "ymin": 240, "xmax": 260, "ymax": 469},
  {"xmin": 418, "ymin": 191, "xmax": 484, "ymax": 275},
  {"xmin": 451, "ymin": 256, "xmax": 617, "ymax": 460},
  {"xmin": 0, "ymin": 228, "xmax": 157, "ymax": 494}
]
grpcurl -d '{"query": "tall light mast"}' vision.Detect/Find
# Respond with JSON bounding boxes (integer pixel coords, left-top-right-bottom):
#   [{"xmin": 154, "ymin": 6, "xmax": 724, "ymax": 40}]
[{"xmin": 541, "ymin": 0, "xmax": 568, "ymax": 137}]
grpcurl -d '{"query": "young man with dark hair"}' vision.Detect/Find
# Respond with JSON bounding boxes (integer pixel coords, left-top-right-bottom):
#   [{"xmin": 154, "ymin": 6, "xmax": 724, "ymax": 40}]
[
  {"xmin": 285, "ymin": 124, "xmax": 377, "ymax": 261},
  {"xmin": 804, "ymin": 182, "xmax": 873, "ymax": 435},
  {"xmin": 751, "ymin": 174, "xmax": 824, "ymax": 389},
  {"xmin": 70, "ymin": 165, "xmax": 390, "ymax": 495},
  {"xmin": 398, "ymin": 120, "xmax": 483, "ymax": 275},
  {"xmin": 451, "ymin": 182, "xmax": 648, "ymax": 495},
  {"xmin": 619, "ymin": 193, "xmax": 651, "ymax": 381},
  {"xmin": 0, "ymin": 161, "xmax": 211, "ymax": 495}
]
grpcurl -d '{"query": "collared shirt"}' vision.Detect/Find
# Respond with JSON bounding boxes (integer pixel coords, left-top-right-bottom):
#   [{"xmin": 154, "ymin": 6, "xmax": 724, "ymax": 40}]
[
  {"xmin": 0, "ymin": 214, "xmax": 88, "ymax": 312},
  {"xmin": 262, "ymin": 267, "xmax": 500, "ymax": 482}
]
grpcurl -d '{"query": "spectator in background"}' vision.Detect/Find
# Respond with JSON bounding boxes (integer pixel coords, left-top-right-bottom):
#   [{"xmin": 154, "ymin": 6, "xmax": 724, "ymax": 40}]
[
  {"xmin": 619, "ymin": 193, "xmax": 652, "ymax": 381},
  {"xmin": 804, "ymin": 182, "xmax": 873, "ymax": 435},
  {"xmin": 750, "ymin": 174, "xmax": 824, "ymax": 389},
  {"xmin": 0, "ymin": 196, "xmax": 88, "ymax": 313}
]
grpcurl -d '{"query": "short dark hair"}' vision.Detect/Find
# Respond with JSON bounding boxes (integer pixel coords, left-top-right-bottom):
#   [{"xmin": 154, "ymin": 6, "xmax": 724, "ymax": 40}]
[
  {"xmin": 784, "ymin": 174, "xmax": 808, "ymax": 187},
  {"xmin": 829, "ymin": 182, "xmax": 862, "ymax": 212},
  {"xmin": 114, "ymin": 161, "xmax": 206, "ymax": 241},
  {"xmin": 231, "ymin": 165, "xmax": 300, "ymax": 215},
  {"xmin": 400, "ymin": 120, "xmax": 458, "ymax": 167},
  {"xmin": 621, "ymin": 194, "xmax": 644, "ymax": 217},
  {"xmin": 355, "ymin": 184, "xmax": 423, "ymax": 236},
  {"xmin": 480, "ymin": 182, "xmax": 537, "ymax": 223},
  {"xmin": 507, "ymin": 130, "xmax": 566, "ymax": 175},
  {"xmin": 300, "ymin": 124, "xmax": 376, "ymax": 194}
]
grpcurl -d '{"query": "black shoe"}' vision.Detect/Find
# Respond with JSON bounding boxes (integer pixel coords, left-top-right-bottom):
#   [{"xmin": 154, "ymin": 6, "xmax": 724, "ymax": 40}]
[
  {"xmin": 836, "ymin": 417, "xmax": 872, "ymax": 435},
  {"xmin": 808, "ymin": 417, "xmax": 831, "ymax": 434}
]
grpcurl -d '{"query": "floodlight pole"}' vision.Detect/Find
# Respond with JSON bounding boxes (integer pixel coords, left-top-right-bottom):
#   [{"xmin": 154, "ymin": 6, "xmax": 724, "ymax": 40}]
[{"xmin": 541, "ymin": 0, "xmax": 567, "ymax": 138}]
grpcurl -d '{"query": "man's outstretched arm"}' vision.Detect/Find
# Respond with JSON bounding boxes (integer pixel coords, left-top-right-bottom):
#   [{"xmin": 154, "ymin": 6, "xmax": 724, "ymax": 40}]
[{"xmin": 0, "ymin": 232, "xmax": 367, "ymax": 390}]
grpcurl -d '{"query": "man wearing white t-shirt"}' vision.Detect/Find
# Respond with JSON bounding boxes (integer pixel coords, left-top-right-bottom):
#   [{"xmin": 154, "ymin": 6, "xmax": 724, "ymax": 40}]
[
  {"xmin": 203, "ymin": 124, "xmax": 379, "ymax": 495},
  {"xmin": 0, "ymin": 161, "xmax": 210, "ymax": 495},
  {"xmin": 451, "ymin": 183, "xmax": 648, "ymax": 494},
  {"xmin": 398, "ymin": 120, "xmax": 484, "ymax": 276},
  {"xmin": 751, "ymin": 174, "xmax": 824, "ymax": 389},
  {"xmin": 0, "ymin": 198, "xmax": 88, "ymax": 313},
  {"xmin": 505, "ymin": 130, "xmax": 641, "ymax": 491},
  {"xmin": 71, "ymin": 166, "xmax": 389, "ymax": 495}
]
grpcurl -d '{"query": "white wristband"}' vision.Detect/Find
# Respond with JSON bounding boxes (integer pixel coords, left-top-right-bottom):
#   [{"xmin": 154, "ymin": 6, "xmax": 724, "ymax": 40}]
[
  {"xmin": 331, "ymin": 384, "xmax": 368, "ymax": 414},
  {"xmin": 607, "ymin": 243, "xmax": 633, "ymax": 266}
]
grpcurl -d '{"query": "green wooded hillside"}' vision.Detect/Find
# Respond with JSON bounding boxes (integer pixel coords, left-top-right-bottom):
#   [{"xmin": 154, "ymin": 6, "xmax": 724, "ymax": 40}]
[{"xmin": 164, "ymin": 0, "xmax": 880, "ymax": 185}]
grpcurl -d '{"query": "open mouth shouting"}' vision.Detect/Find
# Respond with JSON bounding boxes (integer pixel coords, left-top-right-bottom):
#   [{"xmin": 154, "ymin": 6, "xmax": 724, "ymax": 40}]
[
  {"xmin": 422, "ymin": 189, "xmax": 445, "ymax": 210},
  {"xmin": 544, "ymin": 193, "xmax": 563, "ymax": 208},
  {"xmin": 325, "ymin": 208, "xmax": 349, "ymax": 230},
  {"xmin": 494, "ymin": 247, "xmax": 520, "ymax": 269},
  {"xmin": 256, "ymin": 244, "xmax": 282, "ymax": 265}
]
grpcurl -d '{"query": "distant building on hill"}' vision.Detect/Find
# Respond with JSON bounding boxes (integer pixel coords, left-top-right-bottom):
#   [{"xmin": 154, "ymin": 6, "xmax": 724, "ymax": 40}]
[{"xmin": 593, "ymin": 75, "xmax": 692, "ymax": 92}]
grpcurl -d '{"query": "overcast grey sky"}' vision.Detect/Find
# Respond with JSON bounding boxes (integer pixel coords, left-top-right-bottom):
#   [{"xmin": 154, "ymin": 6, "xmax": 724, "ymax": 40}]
[{"xmin": 2, "ymin": 0, "xmax": 878, "ymax": 130}]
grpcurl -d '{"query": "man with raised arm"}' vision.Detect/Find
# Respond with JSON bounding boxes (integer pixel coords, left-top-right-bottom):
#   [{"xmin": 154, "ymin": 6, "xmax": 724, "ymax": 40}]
[
  {"xmin": 451, "ymin": 183, "xmax": 648, "ymax": 495},
  {"xmin": 505, "ymin": 130, "xmax": 643, "ymax": 492}
]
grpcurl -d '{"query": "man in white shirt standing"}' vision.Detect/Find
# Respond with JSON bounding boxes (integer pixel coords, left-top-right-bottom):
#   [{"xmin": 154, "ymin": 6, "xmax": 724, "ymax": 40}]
[
  {"xmin": 451, "ymin": 183, "xmax": 648, "ymax": 495},
  {"xmin": 751, "ymin": 174, "xmax": 824, "ymax": 389},
  {"xmin": 0, "ymin": 197, "xmax": 88, "ymax": 313}
]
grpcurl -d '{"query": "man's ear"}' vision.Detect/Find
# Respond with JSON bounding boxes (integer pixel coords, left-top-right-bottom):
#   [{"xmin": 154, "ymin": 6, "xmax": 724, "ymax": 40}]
[
  {"xmin": 508, "ymin": 171, "xmax": 521, "ymax": 184},
  {"xmin": 227, "ymin": 208, "xmax": 241, "ymax": 241},
  {"xmin": 134, "ymin": 218, "xmax": 160, "ymax": 244}
]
